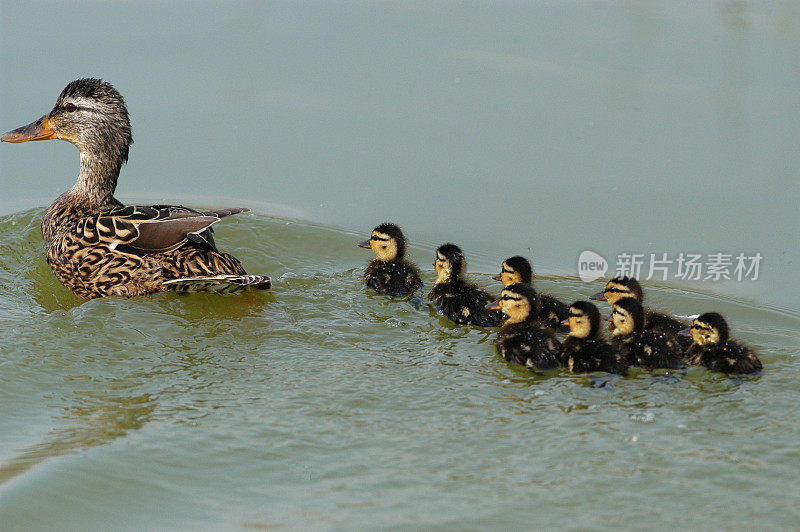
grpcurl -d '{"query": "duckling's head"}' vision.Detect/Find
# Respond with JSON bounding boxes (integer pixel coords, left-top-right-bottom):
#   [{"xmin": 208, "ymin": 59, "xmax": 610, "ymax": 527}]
[
  {"xmin": 590, "ymin": 276, "xmax": 643, "ymax": 305},
  {"xmin": 610, "ymin": 297, "xmax": 645, "ymax": 337},
  {"xmin": 687, "ymin": 312, "xmax": 729, "ymax": 346},
  {"xmin": 2, "ymin": 78, "xmax": 133, "ymax": 164},
  {"xmin": 492, "ymin": 282, "xmax": 537, "ymax": 324},
  {"xmin": 565, "ymin": 300, "xmax": 602, "ymax": 339},
  {"xmin": 358, "ymin": 223, "xmax": 406, "ymax": 261},
  {"xmin": 493, "ymin": 255, "xmax": 533, "ymax": 286},
  {"xmin": 434, "ymin": 243, "xmax": 466, "ymax": 284}
]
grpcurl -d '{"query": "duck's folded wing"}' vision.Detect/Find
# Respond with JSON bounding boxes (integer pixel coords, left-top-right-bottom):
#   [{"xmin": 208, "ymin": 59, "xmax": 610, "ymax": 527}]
[{"xmin": 77, "ymin": 205, "xmax": 249, "ymax": 254}]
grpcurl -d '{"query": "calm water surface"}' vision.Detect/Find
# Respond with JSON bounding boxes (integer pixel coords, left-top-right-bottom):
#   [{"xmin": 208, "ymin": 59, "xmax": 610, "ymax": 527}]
[{"xmin": 1, "ymin": 2, "xmax": 799, "ymax": 530}]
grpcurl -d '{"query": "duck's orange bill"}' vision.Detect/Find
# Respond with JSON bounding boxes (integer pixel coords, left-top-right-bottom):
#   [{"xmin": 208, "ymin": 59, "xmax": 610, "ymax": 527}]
[
  {"xmin": 589, "ymin": 291, "xmax": 607, "ymax": 301},
  {"xmin": 560, "ymin": 319, "xmax": 570, "ymax": 327},
  {"xmin": 1, "ymin": 116, "xmax": 56, "ymax": 143},
  {"xmin": 357, "ymin": 240, "xmax": 371, "ymax": 248},
  {"xmin": 491, "ymin": 273, "xmax": 502, "ymax": 281},
  {"xmin": 484, "ymin": 299, "xmax": 500, "ymax": 310}
]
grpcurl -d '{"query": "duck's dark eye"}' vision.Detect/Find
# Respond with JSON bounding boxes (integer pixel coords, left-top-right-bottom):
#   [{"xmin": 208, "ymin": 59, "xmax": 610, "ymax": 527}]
[{"xmin": 64, "ymin": 103, "xmax": 77, "ymax": 112}]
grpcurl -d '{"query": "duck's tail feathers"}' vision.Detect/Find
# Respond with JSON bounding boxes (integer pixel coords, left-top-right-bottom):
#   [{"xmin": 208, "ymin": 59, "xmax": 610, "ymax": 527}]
[{"xmin": 162, "ymin": 274, "xmax": 271, "ymax": 293}]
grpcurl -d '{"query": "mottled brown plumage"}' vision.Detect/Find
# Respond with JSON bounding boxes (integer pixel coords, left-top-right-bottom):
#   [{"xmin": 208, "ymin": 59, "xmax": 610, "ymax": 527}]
[{"xmin": 2, "ymin": 78, "xmax": 270, "ymax": 298}]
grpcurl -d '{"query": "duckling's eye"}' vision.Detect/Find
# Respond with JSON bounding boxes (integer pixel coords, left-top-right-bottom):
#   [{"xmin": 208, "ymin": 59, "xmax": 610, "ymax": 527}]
[{"xmin": 64, "ymin": 102, "xmax": 77, "ymax": 112}]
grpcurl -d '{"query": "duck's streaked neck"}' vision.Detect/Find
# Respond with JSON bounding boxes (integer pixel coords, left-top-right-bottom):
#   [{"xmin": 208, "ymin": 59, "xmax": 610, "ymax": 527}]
[{"xmin": 69, "ymin": 151, "xmax": 121, "ymax": 208}]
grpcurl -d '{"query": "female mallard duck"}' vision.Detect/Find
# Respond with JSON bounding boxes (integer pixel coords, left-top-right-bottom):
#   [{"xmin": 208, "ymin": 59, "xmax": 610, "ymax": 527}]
[
  {"xmin": 609, "ymin": 297, "xmax": 684, "ymax": 369},
  {"xmin": 493, "ymin": 255, "xmax": 568, "ymax": 330},
  {"xmin": 680, "ymin": 312, "xmax": 763, "ymax": 374},
  {"xmin": 358, "ymin": 223, "xmax": 423, "ymax": 296},
  {"xmin": 590, "ymin": 276, "xmax": 687, "ymax": 337},
  {"xmin": 560, "ymin": 301, "xmax": 627, "ymax": 374},
  {"xmin": 428, "ymin": 243, "xmax": 502, "ymax": 326},
  {"xmin": 486, "ymin": 283, "xmax": 561, "ymax": 370},
  {"xmin": 1, "ymin": 78, "xmax": 269, "ymax": 299}
]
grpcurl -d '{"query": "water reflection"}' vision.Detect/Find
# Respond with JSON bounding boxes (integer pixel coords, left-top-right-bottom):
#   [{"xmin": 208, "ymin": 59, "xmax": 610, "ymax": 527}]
[{"xmin": 0, "ymin": 390, "xmax": 155, "ymax": 486}]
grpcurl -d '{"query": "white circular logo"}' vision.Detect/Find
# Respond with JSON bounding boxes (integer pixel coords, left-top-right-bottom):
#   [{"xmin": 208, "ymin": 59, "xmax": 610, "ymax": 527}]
[{"xmin": 578, "ymin": 250, "xmax": 608, "ymax": 282}]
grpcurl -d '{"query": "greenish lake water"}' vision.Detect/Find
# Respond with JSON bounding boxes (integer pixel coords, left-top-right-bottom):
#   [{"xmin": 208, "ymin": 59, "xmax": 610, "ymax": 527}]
[{"xmin": 2, "ymin": 2, "xmax": 799, "ymax": 530}]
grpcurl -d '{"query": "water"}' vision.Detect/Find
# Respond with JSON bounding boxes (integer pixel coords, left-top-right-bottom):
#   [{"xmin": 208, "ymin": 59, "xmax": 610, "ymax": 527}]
[{"xmin": 1, "ymin": 2, "xmax": 799, "ymax": 529}]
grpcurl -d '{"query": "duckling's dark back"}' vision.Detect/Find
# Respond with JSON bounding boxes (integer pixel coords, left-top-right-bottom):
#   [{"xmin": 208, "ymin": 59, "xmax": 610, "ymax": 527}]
[
  {"xmin": 623, "ymin": 331, "xmax": 685, "ymax": 369},
  {"xmin": 365, "ymin": 259, "xmax": 423, "ymax": 297},
  {"xmin": 692, "ymin": 341, "xmax": 763, "ymax": 374},
  {"xmin": 561, "ymin": 336, "xmax": 628, "ymax": 375},
  {"xmin": 496, "ymin": 321, "xmax": 561, "ymax": 370},
  {"xmin": 429, "ymin": 279, "xmax": 502, "ymax": 326}
]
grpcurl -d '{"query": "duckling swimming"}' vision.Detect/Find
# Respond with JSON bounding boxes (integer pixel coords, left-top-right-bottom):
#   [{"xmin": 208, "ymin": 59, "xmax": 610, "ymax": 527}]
[
  {"xmin": 590, "ymin": 276, "xmax": 687, "ymax": 336},
  {"xmin": 681, "ymin": 312, "xmax": 763, "ymax": 374},
  {"xmin": 358, "ymin": 223, "xmax": 423, "ymax": 297},
  {"xmin": 493, "ymin": 255, "xmax": 568, "ymax": 330},
  {"xmin": 486, "ymin": 283, "xmax": 561, "ymax": 370},
  {"xmin": 561, "ymin": 301, "xmax": 627, "ymax": 374},
  {"xmin": 428, "ymin": 243, "xmax": 502, "ymax": 326},
  {"xmin": 1, "ymin": 78, "xmax": 270, "ymax": 298},
  {"xmin": 610, "ymin": 297, "xmax": 684, "ymax": 369}
]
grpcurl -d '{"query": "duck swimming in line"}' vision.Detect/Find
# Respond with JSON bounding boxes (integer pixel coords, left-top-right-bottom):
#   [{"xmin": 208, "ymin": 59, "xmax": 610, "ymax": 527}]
[
  {"xmin": 590, "ymin": 276, "xmax": 688, "ymax": 338},
  {"xmin": 358, "ymin": 223, "xmax": 423, "ymax": 297},
  {"xmin": 1, "ymin": 78, "xmax": 270, "ymax": 299},
  {"xmin": 609, "ymin": 297, "xmax": 684, "ymax": 370},
  {"xmin": 493, "ymin": 255, "xmax": 569, "ymax": 330},
  {"xmin": 560, "ymin": 301, "xmax": 627, "ymax": 375},
  {"xmin": 486, "ymin": 283, "xmax": 561, "ymax": 370},
  {"xmin": 428, "ymin": 243, "xmax": 502, "ymax": 327},
  {"xmin": 680, "ymin": 313, "xmax": 763, "ymax": 374}
]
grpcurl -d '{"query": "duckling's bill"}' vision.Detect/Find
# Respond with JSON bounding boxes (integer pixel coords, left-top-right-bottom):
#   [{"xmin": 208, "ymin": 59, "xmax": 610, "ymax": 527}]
[
  {"xmin": 2, "ymin": 116, "xmax": 57, "ymax": 142},
  {"xmin": 357, "ymin": 240, "xmax": 371, "ymax": 248},
  {"xmin": 485, "ymin": 299, "xmax": 501, "ymax": 311},
  {"xmin": 589, "ymin": 291, "xmax": 606, "ymax": 301}
]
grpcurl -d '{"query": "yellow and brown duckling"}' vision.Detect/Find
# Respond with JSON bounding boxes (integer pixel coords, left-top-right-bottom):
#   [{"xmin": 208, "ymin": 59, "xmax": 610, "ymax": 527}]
[
  {"xmin": 429, "ymin": 243, "xmax": 502, "ymax": 327},
  {"xmin": 1, "ymin": 78, "xmax": 269, "ymax": 299},
  {"xmin": 358, "ymin": 223, "xmax": 423, "ymax": 297},
  {"xmin": 486, "ymin": 283, "xmax": 561, "ymax": 370},
  {"xmin": 609, "ymin": 297, "xmax": 684, "ymax": 369},
  {"xmin": 680, "ymin": 313, "xmax": 763, "ymax": 374},
  {"xmin": 560, "ymin": 301, "xmax": 628, "ymax": 374},
  {"xmin": 590, "ymin": 276, "xmax": 688, "ymax": 338},
  {"xmin": 493, "ymin": 255, "xmax": 569, "ymax": 330}
]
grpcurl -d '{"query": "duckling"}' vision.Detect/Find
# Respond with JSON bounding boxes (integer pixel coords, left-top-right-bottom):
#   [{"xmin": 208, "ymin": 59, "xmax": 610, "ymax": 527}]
[
  {"xmin": 486, "ymin": 283, "xmax": 561, "ymax": 370},
  {"xmin": 560, "ymin": 301, "xmax": 627, "ymax": 374},
  {"xmin": 681, "ymin": 313, "xmax": 763, "ymax": 374},
  {"xmin": 493, "ymin": 255, "xmax": 569, "ymax": 330},
  {"xmin": 590, "ymin": 276, "xmax": 687, "ymax": 337},
  {"xmin": 1, "ymin": 78, "xmax": 269, "ymax": 298},
  {"xmin": 609, "ymin": 297, "xmax": 684, "ymax": 369},
  {"xmin": 358, "ymin": 223, "xmax": 423, "ymax": 296},
  {"xmin": 428, "ymin": 243, "xmax": 502, "ymax": 326}
]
